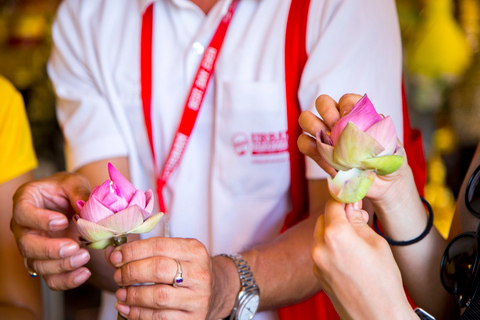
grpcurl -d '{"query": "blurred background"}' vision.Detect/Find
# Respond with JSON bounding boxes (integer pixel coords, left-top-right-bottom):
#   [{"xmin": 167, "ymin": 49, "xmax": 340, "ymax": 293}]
[{"xmin": 1, "ymin": 0, "xmax": 479, "ymax": 319}]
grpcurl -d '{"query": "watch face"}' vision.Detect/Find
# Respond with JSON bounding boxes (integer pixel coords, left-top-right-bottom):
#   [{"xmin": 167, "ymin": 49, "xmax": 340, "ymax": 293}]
[{"xmin": 237, "ymin": 294, "xmax": 259, "ymax": 320}]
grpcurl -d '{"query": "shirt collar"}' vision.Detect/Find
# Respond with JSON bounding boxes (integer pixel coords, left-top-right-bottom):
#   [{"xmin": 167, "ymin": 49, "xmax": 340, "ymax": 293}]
[{"xmin": 138, "ymin": 0, "xmax": 232, "ymax": 15}]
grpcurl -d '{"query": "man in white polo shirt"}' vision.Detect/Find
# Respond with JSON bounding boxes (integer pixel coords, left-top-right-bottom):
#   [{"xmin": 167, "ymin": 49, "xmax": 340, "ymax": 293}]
[{"xmin": 11, "ymin": 0, "xmax": 403, "ymax": 319}]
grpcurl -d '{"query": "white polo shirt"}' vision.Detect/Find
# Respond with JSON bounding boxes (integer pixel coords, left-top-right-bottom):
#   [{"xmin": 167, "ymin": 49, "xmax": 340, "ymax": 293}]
[{"xmin": 49, "ymin": 0, "xmax": 402, "ymax": 319}]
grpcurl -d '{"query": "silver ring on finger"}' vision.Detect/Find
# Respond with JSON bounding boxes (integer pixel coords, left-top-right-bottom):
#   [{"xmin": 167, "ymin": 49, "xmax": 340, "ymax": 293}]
[
  {"xmin": 24, "ymin": 258, "xmax": 38, "ymax": 278},
  {"xmin": 172, "ymin": 260, "xmax": 183, "ymax": 287}
]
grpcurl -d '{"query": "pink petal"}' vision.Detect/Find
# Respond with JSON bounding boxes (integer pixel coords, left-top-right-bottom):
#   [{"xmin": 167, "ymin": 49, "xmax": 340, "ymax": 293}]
[
  {"xmin": 108, "ymin": 163, "xmax": 136, "ymax": 202},
  {"xmin": 80, "ymin": 195, "xmax": 115, "ymax": 223},
  {"xmin": 144, "ymin": 189, "xmax": 154, "ymax": 213},
  {"xmin": 91, "ymin": 180, "xmax": 112, "ymax": 200},
  {"xmin": 97, "ymin": 205, "xmax": 144, "ymax": 233},
  {"xmin": 364, "ymin": 116, "xmax": 397, "ymax": 156},
  {"xmin": 76, "ymin": 200, "xmax": 85, "ymax": 213},
  {"xmin": 330, "ymin": 94, "xmax": 382, "ymax": 145},
  {"xmin": 74, "ymin": 215, "xmax": 117, "ymax": 242},
  {"xmin": 102, "ymin": 193, "xmax": 128, "ymax": 212},
  {"xmin": 128, "ymin": 190, "xmax": 146, "ymax": 209}
]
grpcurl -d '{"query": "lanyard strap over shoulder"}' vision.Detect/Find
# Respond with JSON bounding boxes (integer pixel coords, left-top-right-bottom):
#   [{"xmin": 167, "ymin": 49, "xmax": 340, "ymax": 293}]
[{"xmin": 140, "ymin": 1, "xmax": 239, "ymax": 213}]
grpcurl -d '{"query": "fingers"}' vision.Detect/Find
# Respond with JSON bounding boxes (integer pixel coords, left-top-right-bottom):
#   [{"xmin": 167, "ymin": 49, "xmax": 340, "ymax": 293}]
[
  {"xmin": 115, "ymin": 284, "xmax": 199, "ymax": 311},
  {"xmin": 43, "ymin": 267, "xmax": 92, "ymax": 290},
  {"xmin": 12, "ymin": 172, "xmax": 91, "ymax": 232},
  {"xmin": 297, "ymin": 134, "xmax": 322, "ymax": 163},
  {"xmin": 298, "ymin": 110, "xmax": 327, "ymax": 137},
  {"xmin": 116, "ymin": 303, "xmax": 188, "ymax": 320},
  {"xmin": 337, "ymin": 94, "xmax": 363, "ymax": 117},
  {"xmin": 315, "ymin": 95, "xmax": 340, "ymax": 129},
  {"xmin": 28, "ymin": 248, "xmax": 90, "ymax": 275},
  {"xmin": 12, "ymin": 201, "xmax": 69, "ymax": 233},
  {"xmin": 114, "ymin": 256, "xmax": 178, "ymax": 286},
  {"xmin": 345, "ymin": 204, "xmax": 380, "ymax": 244},
  {"xmin": 17, "ymin": 232, "xmax": 80, "ymax": 260},
  {"xmin": 297, "ymin": 130, "xmax": 337, "ymax": 177},
  {"xmin": 109, "ymin": 237, "xmax": 208, "ymax": 267}
]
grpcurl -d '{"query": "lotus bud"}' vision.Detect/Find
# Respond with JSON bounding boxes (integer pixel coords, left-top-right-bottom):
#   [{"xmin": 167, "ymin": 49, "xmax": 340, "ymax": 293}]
[
  {"xmin": 74, "ymin": 163, "xmax": 163, "ymax": 249},
  {"xmin": 316, "ymin": 94, "xmax": 404, "ymax": 203}
]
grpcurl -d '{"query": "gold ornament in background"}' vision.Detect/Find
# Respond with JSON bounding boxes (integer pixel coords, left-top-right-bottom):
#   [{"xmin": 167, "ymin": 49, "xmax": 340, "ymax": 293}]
[
  {"xmin": 425, "ymin": 127, "xmax": 457, "ymax": 240},
  {"xmin": 407, "ymin": 0, "xmax": 472, "ymax": 78},
  {"xmin": 405, "ymin": 0, "xmax": 473, "ymax": 113},
  {"xmin": 459, "ymin": 0, "xmax": 480, "ymax": 52}
]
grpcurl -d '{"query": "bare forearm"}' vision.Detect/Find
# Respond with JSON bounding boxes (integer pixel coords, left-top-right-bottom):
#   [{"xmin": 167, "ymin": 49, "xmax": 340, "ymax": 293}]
[{"xmin": 372, "ymin": 169, "xmax": 456, "ymax": 319}]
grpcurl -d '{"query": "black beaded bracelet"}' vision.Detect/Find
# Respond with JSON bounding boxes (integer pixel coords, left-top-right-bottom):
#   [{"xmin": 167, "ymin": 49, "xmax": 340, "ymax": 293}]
[{"xmin": 373, "ymin": 196, "xmax": 434, "ymax": 246}]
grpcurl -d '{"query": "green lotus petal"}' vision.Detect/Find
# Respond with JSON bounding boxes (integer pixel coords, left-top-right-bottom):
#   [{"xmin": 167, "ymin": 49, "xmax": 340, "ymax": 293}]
[
  {"xmin": 315, "ymin": 134, "xmax": 350, "ymax": 171},
  {"xmin": 75, "ymin": 217, "xmax": 116, "ymax": 242},
  {"xmin": 87, "ymin": 238, "xmax": 114, "ymax": 250},
  {"xmin": 328, "ymin": 168, "xmax": 376, "ymax": 203},
  {"xmin": 361, "ymin": 154, "xmax": 404, "ymax": 176},
  {"xmin": 129, "ymin": 212, "xmax": 164, "ymax": 234},
  {"xmin": 97, "ymin": 206, "xmax": 144, "ymax": 233},
  {"xmin": 333, "ymin": 122, "xmax": 384, "ymax": 168}
]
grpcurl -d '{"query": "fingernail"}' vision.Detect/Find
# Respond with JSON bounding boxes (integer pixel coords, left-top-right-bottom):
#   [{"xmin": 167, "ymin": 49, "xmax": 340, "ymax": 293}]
[
  {"xmin": 49, "ymin": 218, "xmax": 67, "ymax": 231},
  {"xmin": 70, "ymin": 250, "xmax": 89, "ymax": 268},
  {"xmin": 110, "ymin": 251, "xmax": 123, "ymax": 265},
  {"xmin": 73, "ymin": 269, "xmax": 91, "ymax": 286},
  {"xmin": 352, "ymin": 202, "xmax": 361, "ymax": 210},
  {"xmin": 59, "ymin": 243, "xmax": 78, "ymax": 258},
  {"xmin": 115, "ymin": 302, "xmax": 130, "ymax": 316},
  {"xmin": 116, "ymin": 288, "xmax": 127, "ymax": 302}
]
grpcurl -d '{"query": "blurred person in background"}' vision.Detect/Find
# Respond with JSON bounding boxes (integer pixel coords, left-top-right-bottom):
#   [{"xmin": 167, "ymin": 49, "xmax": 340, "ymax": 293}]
[{"xmin": 0, "ymin": 75, "xmax": 42, "ymax": 319}]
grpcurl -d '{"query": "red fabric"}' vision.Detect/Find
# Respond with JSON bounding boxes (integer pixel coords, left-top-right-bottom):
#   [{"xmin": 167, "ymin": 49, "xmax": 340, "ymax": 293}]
[
  {"xmin": 279, "ymin": 1, "xmax": 426, "ymax": 319},
  {"xmin": 279, "ymin": 0, "xmax": 339, "ymax": 319},
  {"xmin": 402, "ymin": 82, "xmax": 426, "ymax": 196},
  {"xmin": 141, "ymin": 4, "xmax": 155, "ymax": 163}
]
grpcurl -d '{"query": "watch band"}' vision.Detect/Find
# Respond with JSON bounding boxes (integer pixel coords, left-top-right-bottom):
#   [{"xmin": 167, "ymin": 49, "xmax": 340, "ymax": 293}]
[
  {"xmin": 414, "ymin": 308, "xmax": 436, "ymax": 320},
  {"xmin": 221, "ymin": 253, "xmax": 257, "ymax": 289},
  {"xmin": 220, "ymin": 253, "xmax": 259, "ymax": 320}
]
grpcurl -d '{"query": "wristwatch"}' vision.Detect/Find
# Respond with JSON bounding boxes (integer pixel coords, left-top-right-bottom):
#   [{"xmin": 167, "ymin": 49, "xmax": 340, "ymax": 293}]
[
  {"xmin": 414, "ymin": 307, "xmax": 436, "ymax": 320},
  {"xmin": 221, "ymin": 253, "xmax": 260, "ymax": 320}
]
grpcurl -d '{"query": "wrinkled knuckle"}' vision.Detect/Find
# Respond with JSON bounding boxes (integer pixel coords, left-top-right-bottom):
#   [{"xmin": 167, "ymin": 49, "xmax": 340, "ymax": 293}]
[
  {"xmin": 153, "ymin": 259, "xmax": 164, "ymax": 282},
  {"xmin": 126, "ymin": 286, "xmax": 139, "ymax": 305},
  {"xmin": 153, "ymin": 286, "xmax": 168, "ymax": 308},
  {"xmin": 190, "ymin": 239, "xmax": 207, "ymax": 255},
  {"xmin": 44, "ymin": 276, "xmax": 61, "ymax": 291},
  {"xmin": 153, "ymin": 312, "xmax": 167, "ymax": 320},
  {"xmin": 322, "ymin": 226, "xmax": 340, "ymax": 244},
  {"xmin": 122, "ymin": 264, "xmax": 134, "ymax": 284},
  {"xmin": 45, "ymin": 243, "xmax": 59, "ymax": 259},
  {"xmin": 18, "ymin": 236, "xmax": 32, "ymax": 257}
]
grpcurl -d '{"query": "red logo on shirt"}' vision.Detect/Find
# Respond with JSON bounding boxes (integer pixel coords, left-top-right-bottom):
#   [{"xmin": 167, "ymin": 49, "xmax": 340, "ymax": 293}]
[
  {"xmin": 231, "ymin": 131, "xmax": 289, "ymax": 156},
  {"xmin": 232, "ymin": 132, "xmax": 249, "ymax": 156}
]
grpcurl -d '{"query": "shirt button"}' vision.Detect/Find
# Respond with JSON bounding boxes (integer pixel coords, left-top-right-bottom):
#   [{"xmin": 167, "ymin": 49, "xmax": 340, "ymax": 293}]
[{"xmin": 192, "ymin": 42, "xmax": 205, "ymax": 55}]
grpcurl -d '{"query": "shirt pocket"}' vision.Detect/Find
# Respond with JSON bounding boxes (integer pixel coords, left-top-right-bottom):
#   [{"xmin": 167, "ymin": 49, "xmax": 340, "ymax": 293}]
[{"xmin": 216, "ymin": 80, "xmax": 290, "ymax": 199}]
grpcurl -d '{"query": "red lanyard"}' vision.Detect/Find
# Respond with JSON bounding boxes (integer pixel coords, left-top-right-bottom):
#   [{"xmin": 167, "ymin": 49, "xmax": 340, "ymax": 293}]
[{"xmin": 140, "ymin": 1, "xmax": 239, "ymax": 213}]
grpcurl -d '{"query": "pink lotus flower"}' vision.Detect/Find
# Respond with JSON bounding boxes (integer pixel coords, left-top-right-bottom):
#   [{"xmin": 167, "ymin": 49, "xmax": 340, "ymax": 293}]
[
  {"xmin": 316, "ymin": 94, "xmax": 404, "ymax": 203},
  {"xmin": 74, "ymin": 163, "xmax": 163, "ymax": 249}
]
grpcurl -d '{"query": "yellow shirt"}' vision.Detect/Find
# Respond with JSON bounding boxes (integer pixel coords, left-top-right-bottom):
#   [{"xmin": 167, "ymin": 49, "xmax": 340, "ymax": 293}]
[{"xmin": 0, "ymin": 76, "xmax": 37, "ymax": 184}]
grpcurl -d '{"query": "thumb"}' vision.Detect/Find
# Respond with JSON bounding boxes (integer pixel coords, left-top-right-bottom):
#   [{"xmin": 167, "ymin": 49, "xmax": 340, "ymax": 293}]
[
  {"xmin": 345, "ymin": 204, "xmax": 377, "ymax": 241},
  {"xmin": 346, "ymin": 203, "xmax": 369, "ymax": 224}
]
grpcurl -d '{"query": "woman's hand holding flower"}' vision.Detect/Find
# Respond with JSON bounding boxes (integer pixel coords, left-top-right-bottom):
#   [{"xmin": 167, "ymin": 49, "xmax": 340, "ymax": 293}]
[{"xmin": 298, "ymin": 93, "xmax": 414, "ymax": 207}]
